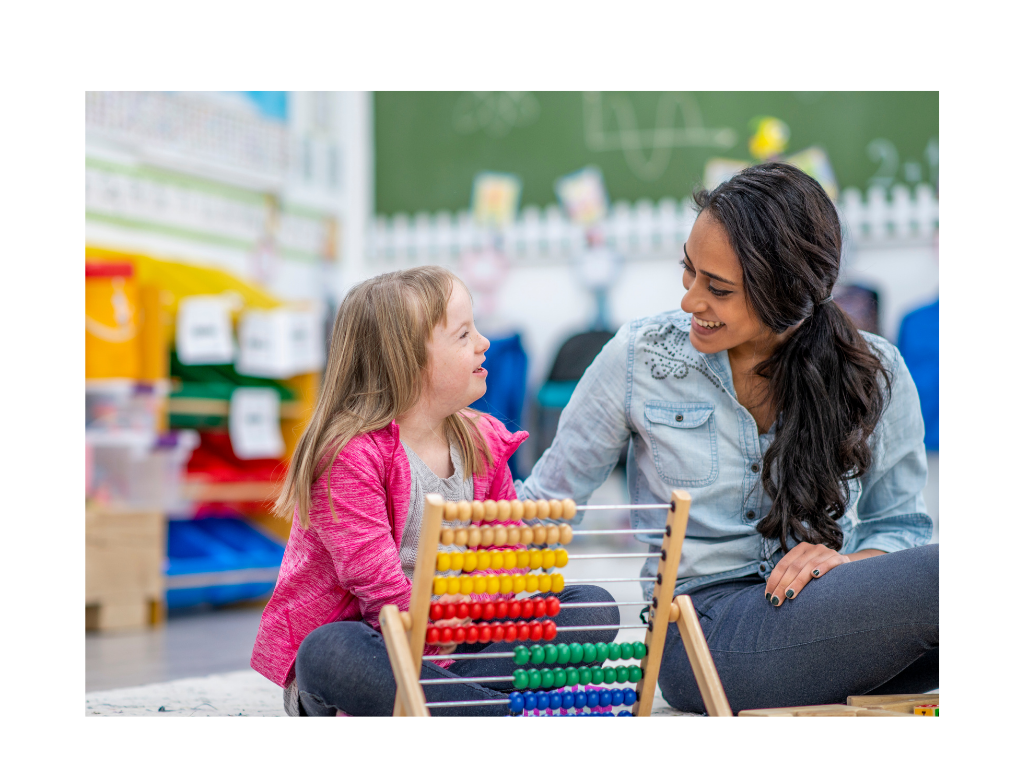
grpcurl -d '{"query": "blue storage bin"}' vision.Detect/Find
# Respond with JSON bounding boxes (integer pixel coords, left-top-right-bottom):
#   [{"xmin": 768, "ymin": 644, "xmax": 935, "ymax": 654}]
[{"xmin": 166, "ymin": 517, "xmax": 285, "ymax": 609}]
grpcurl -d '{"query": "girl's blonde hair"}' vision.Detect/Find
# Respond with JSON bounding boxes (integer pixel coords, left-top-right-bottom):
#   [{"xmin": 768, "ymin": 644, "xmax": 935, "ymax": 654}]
[{"xmin": 275, "ymin": 266, "xmax": 494, "ymax": 528}]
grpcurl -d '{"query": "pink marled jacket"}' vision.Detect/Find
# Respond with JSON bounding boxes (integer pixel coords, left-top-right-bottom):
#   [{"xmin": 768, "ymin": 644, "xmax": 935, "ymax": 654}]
[{"xmin": 251, "ymin": 413, "xmax": 528, "ymax": 687}]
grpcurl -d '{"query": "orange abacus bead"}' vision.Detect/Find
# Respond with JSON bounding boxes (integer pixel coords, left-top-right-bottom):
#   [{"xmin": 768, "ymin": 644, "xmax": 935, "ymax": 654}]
[
  {"xmin": 454, "ymin": 529, "xmax": 469, "ymax": 547},
  {"xmin": 440, "ymin": 529, "xmax": 455, "ymax": 546},
  {"xmin": 480, "ymin": 527, "xmax": 495, "ymax": 547},
  {"xmin": 561, "ymin": 499, "xmax": 577, "ymax": 520},
  {"xmin": 493, "ymin": 526, "xmax": 508, "ymax": 547},
  {"xmin": 509, "ymin": 500, "xmax": 524, "ymax": 521},
  {"xmin": 533, "ymin": 525, "xmax": 548, "ymax": 545},
  {"xmin": 549, "ymin": 499, "xmax": 563, "ymax": 519},
  {"xmin": 467, "ymin": 528, "xmax": 482, "ymax": 548},
  {"xmin": 536, "ymin": 500, "xmax": 550, "ymax": 519},
  {"xmin": 483, "ymin": 500, "xmax": 498, "ymax": 521},
  {"xmin": 456, "ymin": 501, "xmax": 472, "ymax": 521},
  {"xmin": 506, "ymin": 527, "xmax": 521, "ymax": 545},
  {"xmin": 443, "ymin": 502, "xmax": 458, "ymax": 521},
  {"xmin": 519, "ymin": 527, "xmax": 534, "ymax": 545},
  {"xmin": 558, "ymin": 524, "xmax": 573, "ymax": 545},
  {"xmin": 470, "ymin": 501, "xmax": 485, "ymax": 522},
  {"xmin": 522, "ymin": 500, "xmax": 537, "ymax": 520},
  {"xmin": 496, "ymin": 500, "xmax": 511, "ymax": 521}
]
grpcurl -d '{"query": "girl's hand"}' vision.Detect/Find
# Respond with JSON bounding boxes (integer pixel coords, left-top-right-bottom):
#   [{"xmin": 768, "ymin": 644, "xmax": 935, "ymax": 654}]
[
  {"xmin": 764, "ymin": 542, "xmax": 850, "ymax": 606},
  {"xmin": 432, "ymin": 594, "xmax": 472, "ymax": 653}
]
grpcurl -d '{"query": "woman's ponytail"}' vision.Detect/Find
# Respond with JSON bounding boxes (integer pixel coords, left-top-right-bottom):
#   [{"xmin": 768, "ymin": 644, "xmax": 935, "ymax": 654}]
[{"xmin": 694, "ymin": 163, "xmax": 891, "ymax": 552}]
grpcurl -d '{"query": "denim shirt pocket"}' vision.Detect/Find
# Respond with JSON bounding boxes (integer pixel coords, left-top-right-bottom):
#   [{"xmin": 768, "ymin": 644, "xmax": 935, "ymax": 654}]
[{"xmin": 643, "ymin": 401, "xmax": 719, "ymax": 487}]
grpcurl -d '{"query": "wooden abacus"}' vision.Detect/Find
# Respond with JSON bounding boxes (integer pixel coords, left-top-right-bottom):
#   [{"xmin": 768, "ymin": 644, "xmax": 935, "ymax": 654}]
[{"xmin": 380, "ymin": 490, "xmax": 733, "ymax": 717}]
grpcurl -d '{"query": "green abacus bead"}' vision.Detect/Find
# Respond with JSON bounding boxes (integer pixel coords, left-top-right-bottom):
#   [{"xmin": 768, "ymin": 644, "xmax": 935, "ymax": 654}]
[
  {"xmin": 582, "ymin": 643, "xmax": 597, "ymax": 663},
  {"xmin": 591, "ymin": 667, "xmax": 604, "ymax": 684},
  {"xmin": 513, "ymin": 669, "xmax": 529, "ymax": 689},
  {"xmin": 530, "ymin": 645, "xmax": 545, "ymax": 665},
  {"xmin": 618, "ymin": 642, "xmax": 632, "ymax": 660},
  {"xmin": 629, "ymin": 665, "xmax": 644, "ymax": 683},
  {"xmin": 556, "ymin": 643, "xmax": 571, "ymax": 665},
  {"xmin": 617, "ymin": 666, "xmax": 630, "ymax": 683},
  {"xmin": 513, "ymin": 646, "xmax": 530, "ymax": 665},
  {"xmin": 633, "ymin": 641, "xmax": 647, "ymax": 660},
  {"xmin": 578, "ymin": 667, "xmax": 592, "ymax": 685},
  {"xmin": 541, "ymin": 669, "xmax": 555, "ymax": 688},
  {"xmin": 553, "ymin": 668, "xmax": 567, "ymax": 687},
  {"xmin": 595, "ymin": 642, "xmax": 609, "ymax": 663},
  {"xmin": 565, "ymin": 667, "xmax": 579, "ymax": 686},
  {"xmin": 544, "ymin": 644, "xmax": 559, "ymax": 664},
  {"xmin": 607, "ymin": 643, "xmax": 621, "ymax": 661},
  {"xmin": 569, "ymin": 643, "xmax": 584, "ymax": 664},
  {"xmin": 528, "ymin": 669, "xmax": 542, "ymax": 688}
]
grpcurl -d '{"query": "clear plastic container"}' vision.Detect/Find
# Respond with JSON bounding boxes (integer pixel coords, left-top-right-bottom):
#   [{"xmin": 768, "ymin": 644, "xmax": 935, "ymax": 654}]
[
  {"xmin": 86, "ymin": 380, "xmax": 168, "ymax": 437},
  {"xmin": 86, "ymin": 430, "xmax": 199, "ymax": 513}
]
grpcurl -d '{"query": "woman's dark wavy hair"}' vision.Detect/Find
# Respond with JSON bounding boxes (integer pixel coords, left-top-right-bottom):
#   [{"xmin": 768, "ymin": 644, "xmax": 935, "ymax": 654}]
[{"xmin": 693, "ymin": 162, "xmax": 891, "ymax": 552}]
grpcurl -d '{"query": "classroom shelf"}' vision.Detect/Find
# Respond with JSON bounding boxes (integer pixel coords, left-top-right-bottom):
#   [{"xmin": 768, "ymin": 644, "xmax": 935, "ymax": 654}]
[
  {"xmin": 168, "ymin": 397, "xmax": 307, "ymax": 419},
  {"xmin": 180, "ymin": 481, "xmax": 279, "ymax": 503}
]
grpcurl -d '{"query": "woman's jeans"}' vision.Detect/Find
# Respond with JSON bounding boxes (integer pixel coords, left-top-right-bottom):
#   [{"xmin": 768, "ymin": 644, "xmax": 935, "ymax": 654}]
[
  {"xmin": 659, "ymin": 543, "xmax": 939, "ymax": 714},
  {"xmin": 294, "ymin": 584, "xmax": 619, "ymax": 716}
]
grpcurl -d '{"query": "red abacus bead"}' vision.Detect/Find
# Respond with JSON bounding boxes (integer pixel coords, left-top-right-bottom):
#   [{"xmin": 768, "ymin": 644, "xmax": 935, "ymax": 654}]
[
  {"xmin": 440, "ymin": 627, "xmax": 453, "ymax": 644},
  {"xmin": 520, "ymin": 623, "xmax": 534, "ymax": 642},
  {"xmin": 466, "ymin": 626, "xmax": 479, "ymax": 644},
  {"xmin": 542, "ymin": 620, "xmax": 557, "ymax": 641},
  {"xmin": 430, "ymin": 604, "xmax": 444, "ymax": 621},
  {"xmin": 482, "ymin": 603, "xmax": 496, "ymax": 621},
  {"xmin": 494, "ymin": 601, "xmax": 508, "ymax": 620},
  {"xmin": 491, "ymin": 625, "xmax": 504, "ymax": 642},
  {"xmin": 426, "ymin": 627, "xmax": 440, "ymax": 644},
  {"xmin": 546, "ymin": 597, "xmax": 560, "ymax": 617},
  {"xmin": 521, "ymin": 600, "xmax": 534, "ymax": 620},
  {"xmin": 469, "ymin": 603, "xmax": 483, "ymax": 620},
  {"xmin": 453, "ymin": 627, "xmax": 466, "ymax": 644},
  {"xmin": 478, "ymin": 625, "xmax": 493, "ymax": 644},
  {"xmin": 533, "ymin": 598, "xmax": 546, "ymax": 618},
  {"xmin": 444, "ymin": 604, "xmax": 457, "ymax": 620},
  {"xmin": 508, "ymin": 600, "xmax": 522, "ymax": 620},
  {"xmin": 456, "ymin": 603, "xmax": 470, "ymax": 620},
  {"xmin": 528, "ymin": 621, "xmax": 543, "ymax": 641}
]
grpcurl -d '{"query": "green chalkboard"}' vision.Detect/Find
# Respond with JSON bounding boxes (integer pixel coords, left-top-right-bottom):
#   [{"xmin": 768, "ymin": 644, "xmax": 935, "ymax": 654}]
[{"xmin": 374, "ymin": 92, "xmax": 938, "ymax": 216}]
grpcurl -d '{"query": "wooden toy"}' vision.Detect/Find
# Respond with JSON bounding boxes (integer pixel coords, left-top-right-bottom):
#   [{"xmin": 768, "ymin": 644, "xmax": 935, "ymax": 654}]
[
  {"xmin": 381, "ymin": 490, "xmax": 733, "ymax": 717},
  {"xmin": 738, "ymin": 694, "xmax": 938, "ymax": 717}
]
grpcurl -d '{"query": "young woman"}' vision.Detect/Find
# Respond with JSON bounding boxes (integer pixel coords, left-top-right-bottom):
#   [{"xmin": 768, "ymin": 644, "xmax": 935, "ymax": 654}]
[
  {"xmin": 518, "ymin": 163, "xmax": 938, "ymax": 713},
  {"xmin": 251, "ymin": 266, "xmax": 617, "ymax": 716}
]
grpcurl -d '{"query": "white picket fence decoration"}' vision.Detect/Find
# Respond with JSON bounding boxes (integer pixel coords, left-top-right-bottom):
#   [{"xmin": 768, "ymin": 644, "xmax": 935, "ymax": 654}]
[{"xmin": 368, "ymin": 184, "xmax": 938, "ymax": 266}]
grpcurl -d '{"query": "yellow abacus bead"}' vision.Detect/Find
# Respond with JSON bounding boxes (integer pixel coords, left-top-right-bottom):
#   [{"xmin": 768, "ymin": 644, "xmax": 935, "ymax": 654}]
[
  {"xmin": 454, "ymin": 528, "xmax": 469, "ymax": 547},
  {"xmin": 510, "ymin": 500, "xmax": 524, "ymax": 521},
  {"xmin": 506, "ymin": 527, "xmax": 521, "ymax": 545},
  {"xmin": 549, "ymin": 500, "xmax": 563, "ymax": 519},
  {"xmin": 436, "ymin": 552, "xmax": 452, "ymax": 572},
  {"xmin": 513, "ymin": 575, "xmax": 526, "ymax": 593},
  {"xmin": 523, "ymin": 500, "xmax": 537, "ymax": 520},
  {"xmin": 500, "ymin": 575, "xmax": 514, "ymax": 593},
  {"xmin": 551, "ymin": 573, "xmax": 565, "ymax": 592},
  {"xmin": 450, "ymin": 552, "xmax": 465, "ymax": 572},
  {"xmin": 519, "ymin": 527, "xmax": 534, "ymax": 546},
  {"xmin": 538, "ymin": 574, "xmax": 552, "ymax": 592},
  {"xmin": 542, "ymin": 550, "xmax": 556, "ymax": 569},
  {"xmin": 555, "ymin": 548, "xmax": 569, "ymax": 568},
  {"xmin": 457, "ymin": 501, "xmax": 473, "ymax": 522},
  {"xmin": 490, "ymin": 552, "xmax": 504, "ymax": 570},
  {"xmin": 529, "ymin": 551, "xmax": 543, "ymax": 570},
  {"xmin": 471, "ymin": 501, "xmax": 485, "ymax": 522},
  {"xmin": 536, "ymin": 500, "xmax": 550, "ymax": 519},
  {"xmin": 443, "ymin": 502, "xmax": 459, "ymax": 521},
  {"xmin": 477, "ymin": 552, "xmax": 492, "ymax": 570},
  {"xmin": 558, "ymin": 524, "xmax": 573, "ymax": 545},
  {"xmin": 464, "ymin": 552, "xmax": 478, "ymax": 573},
  {"xmin": 447, "ymin": 577, "xmax": 460, "ymax": 595},
  {"xmin": 533, "ymin": 525, "xmax": 548, "ymax": 545},
  {"xmin": 483, "ymin": 500, "xmax": 498, "ymax": 521},
  {"xmin": 440, "ymin": 529, "xmax": 455, "ymax": 546},
  {"xmin": 493, "ymin": 526, "xmax": 508, "ymax": 547},
  {"xmin": 487, "ymin": 575, "xmax": 501, "ymax": 594},
  {"xmin": 480, "ymin": 527, "xmax": 495, "ymax": 547},
  {"xmin": 461, "ymin": 575, "xmax": 474, "ymax": 595},
  {"xmin": 474, "ymin": 575, "xmax": 488, "ymax": 593},
  {"xmin": 467, "ymin": 528, "xmax": 482, "ymax": 548},
  {"xmin": 525, "ymin": 574, "xmax": 538, "ymax": 592},
  {"xmin": 496, "ymin": 500, "xmax": 511, "ymax": 521},
  {"xmin": 433, "ymin": 576, "xmax": 447, "ymax": 595},
  {"xmin": 516, "ymin": 550, "xmax": 530, "ymax": 568},
  {"xmin": 561, "ymin": 499, "xmax": 576, "ymax": 520}
]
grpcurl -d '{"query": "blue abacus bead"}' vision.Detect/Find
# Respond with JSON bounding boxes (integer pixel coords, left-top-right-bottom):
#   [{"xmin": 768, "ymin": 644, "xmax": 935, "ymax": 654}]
[
  {"xmin": 587, "ymin": 691, "xmax": 599, "ymax": 708},
  {"xmin": 618, "ymin": 710, "xmax": 632, "ymax": 716},
  {"xmin": 599, "ymin": 690, "xmax": 612, "ymax": 707},
  {"xmin": 575, "ymin": 691, "xmax": 587, "ymax": 709},
  {"xmin": 509, "ymin": 692, "xmax": 524, "ymax": 713},
  {"xmin": 524, "ymin": 693, "xmax": 537, "ymax": 711},
  {"xmin": 611, "ymin": 688, "xmax": 624, "ymax": 706},
  {"xmin": 623, "ymin": 688, "xmax": 637, "ymax": 706},
  {"xmin": 537, "ymin": 693, "xmax": 550, "ymax": 710},
  {"xmin": 549, "ymin": 692, "xmax": 562, "ymax": 709}
]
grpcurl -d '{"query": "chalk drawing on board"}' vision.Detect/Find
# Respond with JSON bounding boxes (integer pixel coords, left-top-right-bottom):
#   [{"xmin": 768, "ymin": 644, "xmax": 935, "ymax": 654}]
[
  {"xmin": 583, "ymin": 92, "xmax": 738, "ymax": 181},
  {"xmin": 453, "ymin": 92, "xmax": 541, "ymax": 138}
]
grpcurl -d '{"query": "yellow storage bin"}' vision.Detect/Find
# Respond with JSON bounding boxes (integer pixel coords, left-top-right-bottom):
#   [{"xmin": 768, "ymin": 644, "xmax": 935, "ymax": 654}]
[{"xmin": 86, "ymin": 261, "xmax": 140, "ymax": 380}]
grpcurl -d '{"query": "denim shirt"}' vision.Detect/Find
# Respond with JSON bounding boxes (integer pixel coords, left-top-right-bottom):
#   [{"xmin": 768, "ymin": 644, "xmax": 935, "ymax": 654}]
[{"xmin": 517, "ymin": 310, "xmax": 932, "ymax": 598}]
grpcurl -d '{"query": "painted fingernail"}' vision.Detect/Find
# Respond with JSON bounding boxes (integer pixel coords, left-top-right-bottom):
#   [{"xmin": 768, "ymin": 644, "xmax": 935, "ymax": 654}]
[
  {"xmin": 765, "ymin": 592, "xmax": 771, "ymax": 600},
  {"xmin": 812, "ymin": 569, "xmax": 820, "ymax": 577},
  {"xmin": 771, "ymin": 596, "xmax": 780, "ymax": 606},
  {"xmin": 785, "ymin": 588, "xmax": 794, "ymax": 599}
]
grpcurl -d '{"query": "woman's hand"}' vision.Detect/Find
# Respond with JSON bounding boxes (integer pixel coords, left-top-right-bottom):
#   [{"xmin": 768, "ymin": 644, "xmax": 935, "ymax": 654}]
[{"xmin": 764, "ymin": 542, "xmax": 850, "ymax": 606}]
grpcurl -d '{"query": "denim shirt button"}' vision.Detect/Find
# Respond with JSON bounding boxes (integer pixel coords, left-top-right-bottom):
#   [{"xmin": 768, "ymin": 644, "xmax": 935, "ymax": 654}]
[
  {"xmin": 745, "ymin": 510, "xmax": 756, "ymax": 520},
  {"xmin": 758, "ymin": 563, "xmax": 767, "ymax": 573},
  {"xmin": 751, "ymin": 463, "xmax": 760, "ymax": 473}
]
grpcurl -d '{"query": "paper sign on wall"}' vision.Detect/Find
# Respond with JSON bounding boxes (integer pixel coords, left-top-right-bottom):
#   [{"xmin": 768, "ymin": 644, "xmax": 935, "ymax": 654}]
[
  {"xmin": 177, "ymin": 296, "xmax": 235, "ymax": 365},
  {"xmin": 229, "ymin": 388, "xmax": 284, "ymax": 460},
  {"xmin": 236, "ymin": 308, "xmax": 324, "ymax": 379}
]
